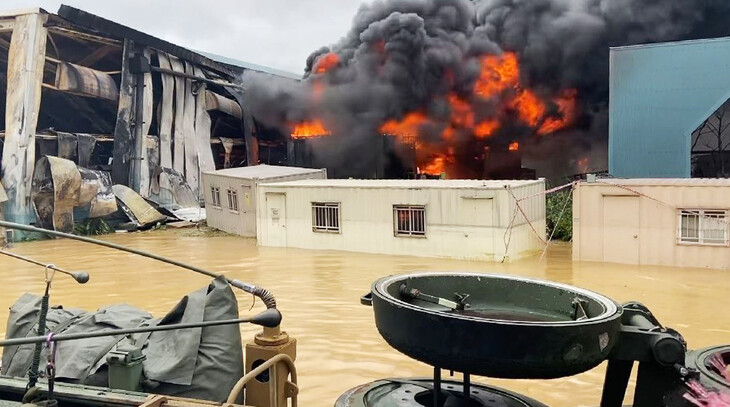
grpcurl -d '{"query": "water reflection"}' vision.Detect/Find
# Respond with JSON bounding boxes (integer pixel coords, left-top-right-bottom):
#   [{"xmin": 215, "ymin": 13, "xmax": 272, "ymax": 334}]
[{"xmin": 0, "ymin": 231, "xmax": 727, "ymax": 406}]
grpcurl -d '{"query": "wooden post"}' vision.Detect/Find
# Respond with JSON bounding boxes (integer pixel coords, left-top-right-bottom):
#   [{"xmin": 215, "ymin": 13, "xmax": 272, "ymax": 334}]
[
  {"xmin": 1, "ymin": 12, "xmax": 48, "ymax": 225},
  {"xmin": 112, "ymin": 39, "xmax": 135, "ymax": 186}
]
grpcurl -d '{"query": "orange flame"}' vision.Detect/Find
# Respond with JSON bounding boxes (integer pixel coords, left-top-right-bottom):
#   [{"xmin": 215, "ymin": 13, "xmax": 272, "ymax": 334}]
[
  {"xmin": 475, "ymin": 52, "xmax": 520, "ymax": 98},
  {"xmin": 538, "ymin": 89, "xmax": 578, "ymax": 135},
  {"xmin": 474, "ymin": 120, "xmax": 500, "ymax": 139},
  {"xmin": 508, "ymin": 141, "xmax": 520, "ymax": 152},
  {"xmin": 421, "ymin": 156, "xmax": 446, "ymax": 175},
  {"xmin": 447, "ymin": 93, "xmax": 475, "ymax": 129},
  {"xmin": 379, "ymin": 112, "xmax": 427, "ymax": 144},
  {"xmin": 313, "ymin": 53, "xmax": 340, "ymax": 74},
  {"xmin": 511, "ymin": 89, "xmax": 546, "ymax": 127},
  {"xmin": 291, "ymin": 119, "xmax": 331, "ymax": 139}
]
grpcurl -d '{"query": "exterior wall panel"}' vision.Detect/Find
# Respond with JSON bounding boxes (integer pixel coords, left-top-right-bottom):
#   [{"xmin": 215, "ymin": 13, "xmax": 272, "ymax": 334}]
[
  {"xmin": 201, "ymin": 166, "xmax": 326, "ymax": 237},
  {"xmin": 609, "ymin": 38, "xmax": 730, "ymax": 178},
  {"xmin": 573, "ymin": 180, "xmax": 730, "ymax": 269},
  {"xmin": 256, "ymin": 180, "xmax": 545, "ymax": 261}
]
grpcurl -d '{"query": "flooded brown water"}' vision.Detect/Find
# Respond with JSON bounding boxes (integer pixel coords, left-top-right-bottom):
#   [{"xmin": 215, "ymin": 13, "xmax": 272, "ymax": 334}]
[{"xmin": 0, "ymin": 229, "xmax": 728, "ymax": 406}]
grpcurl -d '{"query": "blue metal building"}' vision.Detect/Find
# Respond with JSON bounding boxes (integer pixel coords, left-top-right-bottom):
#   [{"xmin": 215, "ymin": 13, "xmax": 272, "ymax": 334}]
[{"xmin": 609, "ymin": 37, "xmax": 730, "ymax": 177}]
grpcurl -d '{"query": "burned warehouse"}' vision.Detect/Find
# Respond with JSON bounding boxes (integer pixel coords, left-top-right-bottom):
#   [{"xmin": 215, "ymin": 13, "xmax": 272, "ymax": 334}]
[{"xmin": 0, "ymin": 6, "xmax": 299, "ymax": 235}]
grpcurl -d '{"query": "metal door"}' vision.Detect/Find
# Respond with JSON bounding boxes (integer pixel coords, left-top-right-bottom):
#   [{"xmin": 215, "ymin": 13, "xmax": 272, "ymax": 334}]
[
  {"xmin": 240, "ymin": 185, "xmax": 253, "ymax": 236},
  {"xmin": 265, "ymin": 193, "xmax": 287, "ymax": 246},
  {"xmin": 603, "ymin": 196, "xmax": 640, "ymax": 264}
]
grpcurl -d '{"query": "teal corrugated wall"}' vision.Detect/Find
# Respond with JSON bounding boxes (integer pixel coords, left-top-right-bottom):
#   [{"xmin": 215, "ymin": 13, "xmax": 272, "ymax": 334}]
[{"xmin": 609, "ymin": 37, "xmax": 730, "ymax": 177}]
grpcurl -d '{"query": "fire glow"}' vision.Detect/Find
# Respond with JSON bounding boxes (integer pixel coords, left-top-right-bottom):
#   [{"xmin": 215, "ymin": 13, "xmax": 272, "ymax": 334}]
[
  {"xmin": 291, "ymin": 50, "xmax": 578, "ymax": 176},
  {"xmin": 291, "ymin": 119, "xmax": 331, "ymax": 139}
]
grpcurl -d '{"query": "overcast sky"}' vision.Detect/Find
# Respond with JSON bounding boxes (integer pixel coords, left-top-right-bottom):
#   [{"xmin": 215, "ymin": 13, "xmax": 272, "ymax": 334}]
[{"xmin": 3, "ymin": 0, "xmax": 373, "ymax": 75}]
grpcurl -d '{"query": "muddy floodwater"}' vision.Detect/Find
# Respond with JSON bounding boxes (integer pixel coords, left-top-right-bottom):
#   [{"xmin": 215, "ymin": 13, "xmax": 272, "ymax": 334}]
[{"xmin": 1, "ymin": 229, "xmax": 729, "ymax": 406}]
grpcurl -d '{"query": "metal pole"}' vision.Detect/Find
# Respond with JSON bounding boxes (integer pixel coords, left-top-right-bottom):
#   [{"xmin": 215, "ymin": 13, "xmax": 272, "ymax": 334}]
[
  {"xmin": 462, "ymin": 372, "xmax": 470, "ymax": 402},
  {"xmin": 130, "ymin": 66, "xmax": 145, "ymax": 193},
  {"xmin": 433, "ymin": 367, "xmax": 441, "ymax": 407},
  {"xmin": 0, "ymin": 249, "xmax": 88, "ymax": 283},
  {"xmin": 0, "ymin": 313, "xmax": 278, "ymax": 348}
]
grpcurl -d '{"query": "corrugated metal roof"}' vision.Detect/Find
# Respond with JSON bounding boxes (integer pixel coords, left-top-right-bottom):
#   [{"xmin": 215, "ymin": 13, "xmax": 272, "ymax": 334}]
[
  {"xmin": 592, "ymin": 178, "xmax": 730, "ymax": 187},
  {"xmin": 196, "ymin": 50, "xmax": 302, "ymax": 81},
  {"xmin": 260, "ymin": 179, "xmax": 543, "ymax": 190},
  {"xmin": 203, "ymin": 164, "xmax": 324, "ymax": 179}
]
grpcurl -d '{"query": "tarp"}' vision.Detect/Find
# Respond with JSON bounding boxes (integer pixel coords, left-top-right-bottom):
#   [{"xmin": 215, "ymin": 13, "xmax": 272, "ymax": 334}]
[{"xmin": 1, "ymin": 277, "xmax": 243, "ymax": 402}]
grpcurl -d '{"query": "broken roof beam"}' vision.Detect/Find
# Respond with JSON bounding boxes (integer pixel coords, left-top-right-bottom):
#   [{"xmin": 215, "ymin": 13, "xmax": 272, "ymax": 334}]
[
  {"xmin": 46, "ymin": 25, "xmax": 122, "ymax": 47},
  {"xmin": 205, "ymin": 91, "xmax": 242, "ymax": 119},
  {"xmin": 150, "ymin": 66, "xmax": 244, "ymax": 90},
  {"xmin": 53, "ymin": 61, "xmax": 119, "ymax": 101},
  {"xmin": 57, "ymin": 5, "xmax": 236, "ymax": 78},
  {"xmin": 0, "ymin": 18, "xmax": 14, "ymax": 33}
]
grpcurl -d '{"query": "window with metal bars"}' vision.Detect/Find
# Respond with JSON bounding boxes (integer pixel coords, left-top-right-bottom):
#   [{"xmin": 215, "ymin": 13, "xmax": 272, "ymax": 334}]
[
  {"xmin": 312, "ymin": 202, "xmax": 340, "ymax": 233},
  {"xmin": 393, "ymin": 205, "xmax": 426, "ymax": 237},
  {"xmin": 678, "ymin": 209, "xmax": 728, "ymax": 245},
  {"xmin": 211, "ymin": 187, "xmax": 221, "ymax": 208},
  {"xmin": 227, "ymin": 189, "xmax": 239, "ymax": 212}
]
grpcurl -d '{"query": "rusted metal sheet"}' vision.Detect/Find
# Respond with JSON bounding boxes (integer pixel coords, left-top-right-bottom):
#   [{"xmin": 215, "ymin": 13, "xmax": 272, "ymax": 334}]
[
  {"xmin": 194, "ymin": 67, "xmax": 215, "ymax": 177},
  {"xmin": 183, "ymin": 61, "xmax": 199, "ymax": 195},
  {"xmin": 77, "ymin": 133, "xmax": 97, "ymax": 167},
  {"xmin": 227, "ymin": 89, "xmax": 259, "ymax": 166},
  {"xmin": 31, "ymin": 156, "xmax": 81, "ymax": 233},
  {"xmin": 139, "ymin": 48, "xmax": 154, "ymax": 198},
  {"xmin": 147, "ymin": 135, "xmax": 161, "ymax": 196},
  {"xmin": 159, "ymin": 168, "xmax": 199, "ymax": 209},
  {"xmin": 1, "ymin": 12, "xmax": 48, "ymax": 224},
  {"xmin": 112, "ymin": 39, "xmax": 136, "ymax": 185},
  {"xmin": 54, "ymin": 62, "xmax": 119, "ymax": 101},
  {"xmin": 57, "ymin": 131, "xmax": 78, "ymax": 161},
  {"xmin": 112, "ymin": 184, "xmax": 166, "ymax": 227},
  {"xmin": 78, "ymin": 168, "xmax": 117, "ymax": 218},
  {"xmin": 169, "ymin": 56, "xmax": 186, "ymax": 176},
  {"xmin": 220, "ymin": 137, "xmax": 235, "ymax": 168},
  {"xmin": 157, "ymin": 52, "xmax": 175, "ymax": 204},
  {"xmin": 205, "ymin": 91, "xmax": 242, "ymax": 119}
]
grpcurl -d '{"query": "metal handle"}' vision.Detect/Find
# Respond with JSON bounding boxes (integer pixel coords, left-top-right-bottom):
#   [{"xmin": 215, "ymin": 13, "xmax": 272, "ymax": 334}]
[{"xmin": 360, "ymin": 292, "xmax": 373, "ymax": 306}]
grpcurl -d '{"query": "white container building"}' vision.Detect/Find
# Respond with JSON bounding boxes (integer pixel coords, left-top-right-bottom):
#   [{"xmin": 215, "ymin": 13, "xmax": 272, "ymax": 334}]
[
  {"xmin": 202, "ymin": 165, "xmax": 327, "ymax": 236},
  {"xmin": 256, "ymin": 179, "xmax": 546, "ymax": 261},
  {"xmin": 573, "ymin": 178, "xmax": 730, "ymax": 269}
]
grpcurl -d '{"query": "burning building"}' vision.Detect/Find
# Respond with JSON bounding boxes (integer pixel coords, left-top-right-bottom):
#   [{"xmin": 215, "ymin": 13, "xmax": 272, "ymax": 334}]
[{"xmin": 245, "ymin": 0, "xmax": 730, "ymax": 182}]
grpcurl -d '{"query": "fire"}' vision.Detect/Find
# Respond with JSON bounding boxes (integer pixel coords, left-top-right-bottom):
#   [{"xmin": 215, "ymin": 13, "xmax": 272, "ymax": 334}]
[
  {"xmin": 538, "ymin": 89, "xmax": 578, "ymax": 135},
  {"xmin": 421, "ymin": 156, "xmax": 446, "ymax": 175},
  {"xmin": 474, "ymin": 52, "xmax": 520, "ymax": 98},
  {"xmin": 474, "ymin": 120, "xmax": 500, "ymax": 139},
  {"xmin": 291, "ymin": 119, "xmax": 331, "ymax": 139},
  {"xmin": 511, "ymin": 89, "xmax": 546, "ymax": 127},
  {"xmin": 447, "ymin": 93, "xmax": 475, "ymax": 129},
  {"xmin": 302, "ymin": 46, "xmax": 581, "ymax": 178},
  {"xmin": 313, "ymin": 53, "xmax": 340, "ymax": 74},
  {"xmin": 379, "ymin": 112, "xmax": 427, "ymax": 144}
]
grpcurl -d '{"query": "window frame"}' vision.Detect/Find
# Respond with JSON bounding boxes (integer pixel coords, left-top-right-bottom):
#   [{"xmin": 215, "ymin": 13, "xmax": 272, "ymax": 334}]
[
  {"xmin": 210, "ymin": 186, "xmax": 221, "ymax": 209},
  {"xmin": 227, "ymin": 188, "xmax": 239, "ymax": 213},
  {"xmin": 677, "ymin": 209, "xmax": 729, "ymax": 246},
  {"xmin": 311, "ymin": 202, "xmax": 341, "ymax": 233},
  {"xmin": 393, "ymin": 205, "xmax": 426, "ymax": 238}
]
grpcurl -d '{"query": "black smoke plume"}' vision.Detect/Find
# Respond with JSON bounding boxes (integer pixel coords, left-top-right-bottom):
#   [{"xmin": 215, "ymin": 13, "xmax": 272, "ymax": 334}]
[{"xmin": 245, "ymin": 0, "xmax": 730, "ymax": 180}]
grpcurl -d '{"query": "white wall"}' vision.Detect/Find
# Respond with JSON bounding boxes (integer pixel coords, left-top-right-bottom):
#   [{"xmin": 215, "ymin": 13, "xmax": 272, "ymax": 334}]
[
  {"xmin": 573, "ymin": 181, "xmax": 730, "ymax": 269},
  {"xmin": 202, "ymin": 170, "xmax": 326, "ymax": 237},
  {"xmin": 256, "ymin": 181, "xmax": 545, "ymax": 261}
]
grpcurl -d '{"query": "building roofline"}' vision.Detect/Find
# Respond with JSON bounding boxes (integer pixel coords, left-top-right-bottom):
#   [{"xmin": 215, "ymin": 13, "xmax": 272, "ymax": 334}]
[{"xmin": 610, "ymin": 36, "xmax": 730, "ymax": 52}]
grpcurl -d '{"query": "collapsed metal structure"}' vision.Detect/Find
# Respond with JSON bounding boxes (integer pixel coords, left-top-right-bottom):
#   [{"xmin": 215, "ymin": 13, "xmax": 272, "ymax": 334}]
[{"xmin": 0, "ymin": 6, "xmax": 298, "ymax": 231}]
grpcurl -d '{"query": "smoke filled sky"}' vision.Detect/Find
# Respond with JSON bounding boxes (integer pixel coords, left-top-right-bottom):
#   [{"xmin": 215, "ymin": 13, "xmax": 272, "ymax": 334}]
[{"xmin": 3, "ymin": 0, "xmax": 375, "ymax": 75}]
